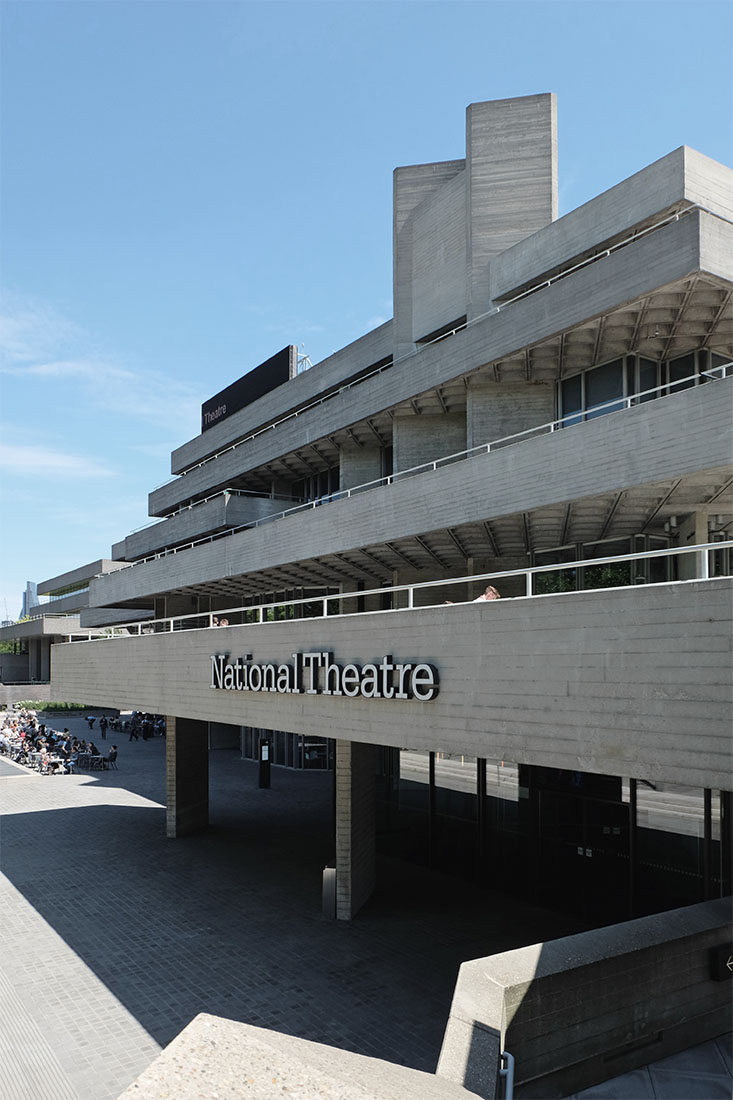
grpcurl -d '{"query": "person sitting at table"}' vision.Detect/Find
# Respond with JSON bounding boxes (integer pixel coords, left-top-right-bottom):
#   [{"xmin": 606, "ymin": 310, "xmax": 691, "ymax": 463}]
[
  {"xmin": 89, "ymin": 742, "xmax": 101, "ymax": 757},
  {"xmin": 104, "ymin": 746, "xmax": 118, "ymax": 769}
]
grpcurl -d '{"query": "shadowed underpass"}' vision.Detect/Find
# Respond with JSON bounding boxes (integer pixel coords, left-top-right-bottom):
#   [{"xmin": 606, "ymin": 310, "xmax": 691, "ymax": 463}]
[{"xmin": 0, "ymin": 723, "xmax": 584, "ymax": 1100}]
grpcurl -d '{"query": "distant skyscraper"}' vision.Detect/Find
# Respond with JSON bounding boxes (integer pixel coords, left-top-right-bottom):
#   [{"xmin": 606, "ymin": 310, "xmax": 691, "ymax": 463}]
[{"xmin": 20, "ymin": 581, "xmax": 38, "ymax": 619}]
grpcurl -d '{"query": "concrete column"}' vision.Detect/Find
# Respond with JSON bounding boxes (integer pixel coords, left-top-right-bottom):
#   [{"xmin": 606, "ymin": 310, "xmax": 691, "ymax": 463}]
[
  {"xmin": 466, "ymin": 378, "xmax": 555, "ymax": 449},
  {"xmin": 335, "ymin": 740, "xmax": 376, "ymax": 921},
  {"xmin": 393, "ymin": 411, "xmax": 466, "ymax": 474},
  {"xmin": 40, "ymin": 639, "xmax": 51, "ymax": 681},
  {"xmin": 393, "ymin": 160, "xmax": 465, "ymax": 360},
  {"xmin": 678, "ymin": 511, "xmax": 709, "ymax": 580},
  {"xmin": 339, "ymin": 441, "xmax": 383, "ymax": 491},
  {"xmin": 466, "ymin": 93, "xmax": 557, "ymax": 320},
  {"xmin": 28, "ymin": 638, "xmax": 42, "ymax": 681},
  {"xmin": 166, "ymin": 715, "xmax": 209, "ymax": 838}
]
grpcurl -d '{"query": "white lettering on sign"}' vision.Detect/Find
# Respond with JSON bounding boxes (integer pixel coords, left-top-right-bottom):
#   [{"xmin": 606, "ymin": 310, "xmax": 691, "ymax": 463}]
[
  {"xmin": 203, "ymin": 403, "xmax": 227, "ymax": 426},
  {"xmin": 210, "ymin": 651, "xmax": 439, "ymax": 701}
]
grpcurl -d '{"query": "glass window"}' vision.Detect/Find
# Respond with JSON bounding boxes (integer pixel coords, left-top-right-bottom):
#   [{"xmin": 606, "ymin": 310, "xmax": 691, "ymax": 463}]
[
  {"xmin": 582, "ymin": 537, "xmax": 632, "ymax": 589},
  {"xmin": 533, "ymin": 546, "xmax": 577, "ymax": 595},
  {"xmin": 560, "ymin": 375, "xmax": 582, "ymax": 425},
  {"xmin": 382, "ymin": 445, "xmax": 393, "ymax": 478},
  {"xmin": 636, "ymin": 782, "xmax": 710, "ymax": 915},
  {"xmin": 434, "ymin": 753, "xmax": 477, "ymax": 879},
  {"xmin": 667, "ymin": 353, "xmax": 696, "ymax": 393},
  {"xmin": 637, "ymin": 358, "xmax": 659, "ymax": 402},
  {"xmin": 585, "ymin": 359, "xmax": 624, "ymax": 419},
  {"xmin": 648, "ymin": 536, "xmax": 672, "ymax": 583}
]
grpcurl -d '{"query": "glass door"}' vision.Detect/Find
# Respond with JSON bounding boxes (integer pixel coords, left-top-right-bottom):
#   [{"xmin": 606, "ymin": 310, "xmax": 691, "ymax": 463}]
[{"xmin": 539, "ymin": 791, "xmax": 630, "ymax": 923}]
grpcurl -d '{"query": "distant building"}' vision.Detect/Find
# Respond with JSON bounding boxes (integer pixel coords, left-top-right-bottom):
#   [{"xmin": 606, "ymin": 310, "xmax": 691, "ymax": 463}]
[
  {"xmin": 0, "ymin": 561, "xmax": 152, "ymax": 686},
  {"xmin": 19, "ymin": 581, "xmax": 38, "ymax": 619}
]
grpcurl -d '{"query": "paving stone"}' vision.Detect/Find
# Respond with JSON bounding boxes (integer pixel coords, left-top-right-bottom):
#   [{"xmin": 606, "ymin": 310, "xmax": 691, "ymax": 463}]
[{"xmin": 1, "ymin": 717, "xmax": 730, "ymax": 1100}]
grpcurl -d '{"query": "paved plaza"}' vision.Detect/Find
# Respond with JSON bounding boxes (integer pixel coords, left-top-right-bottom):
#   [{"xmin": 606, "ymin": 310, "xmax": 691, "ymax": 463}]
[{"xmin": 0, "ymin": 716, "xmax": 730, "ymax": 1100}]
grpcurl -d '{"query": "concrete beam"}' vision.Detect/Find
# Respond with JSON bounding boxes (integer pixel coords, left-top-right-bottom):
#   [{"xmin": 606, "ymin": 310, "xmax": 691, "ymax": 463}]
[
  {"xmin": 148, "ymin": 210, "xmax": 723, "ymax": 517},
  {"xmin": 51, "ymin": 579, "xmax": 733, "ymax": 790},
  {"xmin": 92, "ymin": 379, "xmax": 732, "ymax": 606},
  {"xmin": 491, "ymin": 146, "xmax": 733, "ymax": 301}
]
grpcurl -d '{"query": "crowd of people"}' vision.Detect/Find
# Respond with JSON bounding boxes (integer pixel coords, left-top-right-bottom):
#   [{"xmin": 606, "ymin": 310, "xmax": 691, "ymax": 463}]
[
  {"xmin": 82, "ymin": 711, "xmax": 165, "ymax": 740},
  {"xmin": 0, "ymin": 707, "xmax": 118, "ymax": 774},
  {"xmin": 126, "ymin": 712, "xmax": 166, "ymax": 741}
]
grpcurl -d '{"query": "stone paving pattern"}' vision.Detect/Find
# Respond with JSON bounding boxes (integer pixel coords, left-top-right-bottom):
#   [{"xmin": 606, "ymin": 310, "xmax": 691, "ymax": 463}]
[{"xmin": 1, "ymin": 716, "xmax": 730, "ymax": 1100}]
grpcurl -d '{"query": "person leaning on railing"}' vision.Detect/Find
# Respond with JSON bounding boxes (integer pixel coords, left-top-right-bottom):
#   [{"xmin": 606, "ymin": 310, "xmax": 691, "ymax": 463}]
[{"xmin": 445, "ymin": 585, "xmax": 501, "ymax": 605}]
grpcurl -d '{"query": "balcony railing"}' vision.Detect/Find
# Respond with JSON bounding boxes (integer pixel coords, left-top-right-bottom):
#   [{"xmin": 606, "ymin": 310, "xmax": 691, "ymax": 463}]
[
  {"xmin": 106, "ymin": 362, "xmax": 732, "ymax": 574},
  {"xmin": 71, "ymin": 540, "xmax": 732, "ymax": 643}
]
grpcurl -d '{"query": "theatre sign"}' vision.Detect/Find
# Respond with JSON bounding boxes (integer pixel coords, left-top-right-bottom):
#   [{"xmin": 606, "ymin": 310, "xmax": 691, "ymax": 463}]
[{"xmin": 210, "ymin": 651, "xmax": 439, "ymax": 701}]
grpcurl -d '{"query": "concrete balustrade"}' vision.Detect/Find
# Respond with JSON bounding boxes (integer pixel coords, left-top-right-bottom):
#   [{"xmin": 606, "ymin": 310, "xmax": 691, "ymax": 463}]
[{"xmin": 437, "ymin": 898, "xmax": 733, "ymax": 1098}]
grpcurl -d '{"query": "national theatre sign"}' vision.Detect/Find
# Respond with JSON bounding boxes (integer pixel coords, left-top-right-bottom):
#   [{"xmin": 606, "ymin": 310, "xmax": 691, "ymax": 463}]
[{"xmin": 210, "ymin": 651, "xmax": 439, "ymax": 701}]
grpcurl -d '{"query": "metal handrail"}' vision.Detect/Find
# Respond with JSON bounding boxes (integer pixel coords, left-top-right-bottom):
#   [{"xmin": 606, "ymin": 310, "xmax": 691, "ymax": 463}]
[
  {"xmin": 151, "ymin": 201, "xmax": 731, "ymax": 490},
  {"xmin": 499, "ymin": 1051, "xmax": 515, "ymax": 1099},
  {"xmin": 112, "ymin": 363, "xmax": 731, "ymax": 571},
  {"xmin": 69, "ymin": 540, "xmax": 733, "ymax": 643}
]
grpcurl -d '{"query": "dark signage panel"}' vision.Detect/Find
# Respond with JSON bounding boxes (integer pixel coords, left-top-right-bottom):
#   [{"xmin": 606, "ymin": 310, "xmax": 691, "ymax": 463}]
[{"xmin": 201, "ymin": 346, "xmax": 296, "ymax": 433}]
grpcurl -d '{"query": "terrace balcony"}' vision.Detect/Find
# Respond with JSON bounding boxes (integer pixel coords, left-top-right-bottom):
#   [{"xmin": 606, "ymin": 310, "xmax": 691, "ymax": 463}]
[
  {"xmin": 52, "ymin": 544, "xmax": 733, "ymax": 792},
  {"xmin": 147, "ymin": 203, "xmax": 733, "ymax": 518},
  {"xmin": 90, "ymin": 375, "xmax": 732, "ymax": 609}
]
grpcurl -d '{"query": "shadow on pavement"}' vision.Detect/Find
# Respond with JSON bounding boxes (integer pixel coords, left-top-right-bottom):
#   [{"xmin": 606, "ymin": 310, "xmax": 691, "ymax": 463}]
[{"xmin": 1, "ymin": 733, "xmax": 585, "ymax": 1073}]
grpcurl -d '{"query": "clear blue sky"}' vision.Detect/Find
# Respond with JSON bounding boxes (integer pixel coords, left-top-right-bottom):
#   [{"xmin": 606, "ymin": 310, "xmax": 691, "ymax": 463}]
[{"xmin": 1, "ymin": 0, "xmax": 731, "ymax": 618}]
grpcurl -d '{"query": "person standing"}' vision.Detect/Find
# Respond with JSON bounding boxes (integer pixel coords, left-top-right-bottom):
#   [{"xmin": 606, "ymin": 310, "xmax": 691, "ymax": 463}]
[{"xmin": 99, "ymin": 716, "xmax": 108, "ymax": 740}]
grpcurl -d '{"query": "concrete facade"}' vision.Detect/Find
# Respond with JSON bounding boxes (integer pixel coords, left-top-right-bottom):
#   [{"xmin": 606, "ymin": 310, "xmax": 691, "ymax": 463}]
[
  {"xmin": 51, "ymin": 579, "xmax": 732, "ymax": 790},
  {"xmin": 33, "ymin": 95, "xmax": 733, "ymax": 1095},
  {"xmin": 88, "ymin": 379, "xmax": 732, "ymax": 607},
  {"xmin": 438, "ymin": 898, "xmax": 732, "ymax": 1098}
]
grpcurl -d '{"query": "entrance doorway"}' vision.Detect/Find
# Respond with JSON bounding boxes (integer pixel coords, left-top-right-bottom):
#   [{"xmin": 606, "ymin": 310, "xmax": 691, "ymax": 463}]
[{"xmin": 538, "ymin": 790, "xmax": 630, "ymax": 924}]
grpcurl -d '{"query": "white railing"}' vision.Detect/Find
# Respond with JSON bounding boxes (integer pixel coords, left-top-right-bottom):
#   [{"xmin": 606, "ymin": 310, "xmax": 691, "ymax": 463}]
[
  {"xmin": 69, "ymin": 541, "xmax": 732, "ymax": 643},
  {"xmin": 111, "ymin": 362, "xmax": 731, "ymax": 571},
  {"xmin": 151, "ymin": 202, "xmax": 731, "ymax": 491}
]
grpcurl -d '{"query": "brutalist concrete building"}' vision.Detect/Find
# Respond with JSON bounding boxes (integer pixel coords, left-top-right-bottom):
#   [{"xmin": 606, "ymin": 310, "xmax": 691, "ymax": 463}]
[{"xmin": 49, "ymin": 94, "xmax": 732, "ymax": 1093}]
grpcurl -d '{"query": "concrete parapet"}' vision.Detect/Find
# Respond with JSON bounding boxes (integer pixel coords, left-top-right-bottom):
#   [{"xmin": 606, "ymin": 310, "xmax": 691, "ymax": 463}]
[
  {"xmin": 117, "ymin": 1012, "xmax": 484, "ymax": 1100},
  {"xmin": 0, "ymin": 682, "xmax": 52, "ymax": 707},
  {"xmin": 437, "ymin": 898, "xmax": 733, "ymax": 1098},
  {"xmin": 52, "ymin": 577, "xmax": 733, "ymax": 791}
]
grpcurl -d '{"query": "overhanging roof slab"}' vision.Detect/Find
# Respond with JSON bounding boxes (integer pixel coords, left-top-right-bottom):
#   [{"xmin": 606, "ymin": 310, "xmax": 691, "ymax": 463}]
[{"xmin": 91, "ymin": 379, "xmax": 732, "ymax": 607}]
